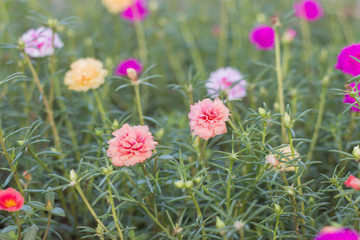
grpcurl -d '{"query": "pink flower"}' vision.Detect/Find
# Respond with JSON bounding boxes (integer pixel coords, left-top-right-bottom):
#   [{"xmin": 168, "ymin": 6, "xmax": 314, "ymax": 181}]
[
  {"xmin": 282, "ymin": 28, "xmax": 297, "ymax": 44},
  {"xmin": 335, "ymin": 44, "xmax": 360, "ymax": 77},
  {"xmin": 0, "ymin": 188, "xmax": 24, "ymax": 212},
  {"xmin": 294, "ymin": 0, "xmax": 324, "ymax": 22},
  {"xmin": 114, "ymin": 58, "xmax": 143, "ymax": 76},
  {"xmin": 121, "ymin": 0, "xmax": 149, "ymax": 22},
  {"xmin": 345, "ymin": 174, "xmax": 360, "ymax": 190},
  {"xmin": 107, "ymin": 124, "xmax": 157, "ymax": 167},
  {"xmin": 205, "ymin": 67, "xmax": 247, "ymax": 100},
  {"xmin": 188, "ymin": 98, "xmax": 230, "ymax": 140},
  {"xmin": 314, "ymin": 226, "xmax": 360, "ymax": 240},
  {"xmin": 249, "ymin": 25, "xmax": 275, "ymax": 50},
  {"xmin": 343, "ymin": 82, "xmax": 360, "ymax": 112},
  {"xmin": 21, "ymin": 27, "xmax": 63, "ymax": 58}
]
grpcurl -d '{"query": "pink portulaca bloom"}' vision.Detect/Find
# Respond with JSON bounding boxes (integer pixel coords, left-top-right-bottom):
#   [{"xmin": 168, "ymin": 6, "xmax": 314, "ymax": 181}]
[
  {"xmin": 294, "ymin": 0, "xmax": 324, "ymax": 22},
  {"xmin": 114, "ymin": 58, "xmax": 143, "ymax": 76},
  {"xmin": 188, "ymin": 98, "xmax": 230, "ymax": 140},
  {"xmin": 249, "ymin": 25, "xmax": 275, "ymax": 50},
  {"xmin": 343, "ymin": 82, "xmax": 360, "ymax": 112},
  {"xmin": 121, "ymin": 0, "xmax": 149, "ymax": 22},
  {"xmin": 107, "ymin": 124, "xmax": 157, "ymax": 167},
  {"xmin": 314, "ymin": 226, "xmax": 360, "ymax": 240},
  {"xmin": 282, "ymin": 28, "xmax": 297, "ymax": 44},
  {"xmin": 21, "ymin": 26, "xmax": 63, "ymax": 58},
  {"xmin": 335, "ymin": 44, "xmax": 360, "ymax": 77},
  {"xmin": 0, "ymin": 188, "xmax": 24, "ymax": 212},
  {"xmin": 205, "ymin": 67, "xmax": 247, "ymax": 100},
  {"xmin": 345, "ymin": 174, "xmax": 360, "ymax": 190}
]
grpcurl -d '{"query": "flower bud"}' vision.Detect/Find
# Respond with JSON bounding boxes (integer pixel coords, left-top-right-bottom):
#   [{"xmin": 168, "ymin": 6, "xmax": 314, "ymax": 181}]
[
  {"xmin": 284, "ymin": 112, "xmax": 292, "ymax": 128},
  {"xmin": 258, "ymin": 107, "xmax": 267, "ymax": 118},
  {"xmin": 102, "ymin": 166, "xmax": 113, "ymax": 176},
  {"xmin": 274, "ymin": 203, "xmax": 283, "ymax": 215},
  {"xmin": 353, "ymin": 145, "xmax": 360, "ymax": 161},
  {"xmin": 172, "ymin": 224, "xmax": 183, "ymax": 235},
  {"xmin": 194, "ymin": 177, "xmax": 202, "ymax": 184},
  {"xmin": 47, "ymin": 18, "xmax": 58, "ymax": 29},
  {"xmin": 112, "ymin": 119, "xmax": 120, "ymax": 129},
  {"xmin": 17, "ymin": 140, "xmax": 26, "ymax": 146},
  {"xmin": 216, "ymin": 217, "xmax": 226, "ymax": 229},
  {"xmin": 285, "ymin": 186, "xmax": 296, "ymax": 196},
  {"xmin": 228, "ymin": 152, "xmax": 238, "ymax": 161},
  {"xmin": 96, "ymin": 224, "xmax": 104, "ymax": 236},
  {"xmin": 69, "ymin": 169, "xmax": 78, "ymax": 182},
  {"xmin": 127, "ymin": 68, "xmax": 138, "ymax": 85},
  {"xmin": 95, "ymin": 129, "xmax": 103, "ymax": 136},
  {"xmin": 234, "ymin": 220, "xmax": 244, "ymax": 230},
  {"xmin": 17, "ymin": 38, "xmax": 25, "ymax": 51},
  {"xmin": 184, "ymin": 180, "xmax": 194, "ymax": 189},
  {"xmin": 174, "ymin": 180, "xmax": 185, "ymax": 189}
]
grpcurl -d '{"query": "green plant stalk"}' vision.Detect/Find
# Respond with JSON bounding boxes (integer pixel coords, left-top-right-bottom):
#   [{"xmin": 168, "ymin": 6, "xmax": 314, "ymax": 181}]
[
  {"xmin": 261, "ymin": 120, "xmax": 267, "ymax": 149},
  {"xmin": 134, "ymin": 21, "xmax": 148, "ymax": 64},
  {"xmin": 273, "ymin": 215, "xmax": 280, "ymax": 240},
  {"xmin": 134, "ymin": 84, "xmax": 144, "ymax": 125},
  {"xmin": 274, "ymin": 23, "xmax": 286, "ymax": 143},
  {"xmin": 188, "ymin": 190, "xmax": 206, "ymax": 240},
  {"xmin": 15, "ymin": 212, "xmax": 21, "ymax": 240},
  {"xmin": 42, "ymin": 212, "xmax": 52, "ymax": 240},
  {"xmin": 216, "ymin": 0, "xmax": 228, "ymax": 68},
  {"xmin": 282, "ymin": 44, "xmax": 290, "ymax": 77},
  {"xmin": 28, "ymin": 146, "xmax": 51, "ymax": 172},
  {"xmin": 226, "ymin": 158, "xmax": 234, "ymax": 212},
  {"xmin": 199, "ymin": 140, "xmax": 209, "ymax": 180},
  {"xmin": 92, "ymin": 89, "xmax": 107, "ymax": 124},
  {"xmin": 0, "ymin": 125, "xmax": 24, "ymax": 194},
  {"xmin": 300, "ymin": 19, "xmax": 312, "ymax": 62},
  {"xmin": 107, "ymin": 177, "xmax": 124, "ymax": 240},
  {"xmin": 1, "ymin": 0, "xmax": 9, "ymax": 23},
  {"xmin": 307, "ymin": 75, "xmax": 329, "ymax": 162},
  {"xmin": 24, "ymin": 53, "xmax": 61, "ymax": 151}
]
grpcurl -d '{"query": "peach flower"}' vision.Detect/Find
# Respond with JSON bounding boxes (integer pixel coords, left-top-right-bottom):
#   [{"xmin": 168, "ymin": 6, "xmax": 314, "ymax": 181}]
[
  {"xmin": 0, "ymin": 188, "xmax": 24, "ymax": 212},
  {"xmin": 64, "ymin": 58, "xmax": 108, "ymax": 92},
  {"xmin": 107, "ymin": 124, "xmax": 157, "ymax": 167},
  {"xmin": 102, "ymin": 0, "xmax": 133, "ymax": 14},
  {"xmin": 345, "ymin": 175, "xmax": 360, "ymax": 190},
  {"xmin": 266, "ymin": 146, "xmax": 300, "ymax": 171},
  {"xmin": 188, "ymin": 98, "xmax": 230, "ymax": 140}
]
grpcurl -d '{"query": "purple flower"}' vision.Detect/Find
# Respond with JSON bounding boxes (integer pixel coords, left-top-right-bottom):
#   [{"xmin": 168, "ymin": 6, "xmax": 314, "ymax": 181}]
[
  {"xmin": 343, "ymin": 82, "xmax": 360, "ymax": 112},
  {"xmin": 121, "ymin": 0, "xmax": 149, "ymax": 22},
  {"xmin": 335, "ymin": 44, "xmax": 360, "ymax": 77},
  {"xmin": 314, "ymin": 226, "xmax": 360, "ymax": 240},
  {"xmin": 249, "ymin": 25, "xmax": 275, "ymax": 51},
  {"xmin": 21, "ymin": 27, "xmax": 63, "ymax": 58},
  {"xmin": 114, "ymin": 58, "xmax": 143, "ymax": 76},
  {"xmin": 205, "ymin": 67, "xmax": 247, "ymax": 100},
  {"xmin": 294, "ymin": 0, "xmax": 324, "ymax": 22}
]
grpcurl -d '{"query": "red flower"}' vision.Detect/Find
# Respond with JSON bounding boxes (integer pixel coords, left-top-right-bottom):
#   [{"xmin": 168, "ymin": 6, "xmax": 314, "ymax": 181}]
[
  {"xmin": 345, "ymin": 175, "xmax": 360, "ymax": 190},
  {"xmin": 0, "ymin": 188, "xmax": 24, "ymax": 212}
]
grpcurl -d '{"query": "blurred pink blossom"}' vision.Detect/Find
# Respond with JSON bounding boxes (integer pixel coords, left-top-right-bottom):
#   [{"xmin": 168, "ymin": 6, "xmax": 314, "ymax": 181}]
[
  {"xmin": 314, "ymin": 226, "xmax": 360, "ymax": 240},
  {"xmin": 294, "ymin": 0, "xmax": 324, "ymax": 22},
  {"xmin": 282, "ymin": 28, "xmax": 297, "ymax": 44},
  {"xmin": 114, "ymin": 58, "xmax": 143, "ymax": 76},
  {"xmin": 345, "ymin": 174, "xmax": 360, "ymax": 190},
  {"xmin": 121, "ymin": 0, "xmax": 149, "ymax": 22},
  {"xmin": 249, "ymin": 25, "xmax": 274, "ymax": 50},
  {"xmin": 335, "ymin": 44, "xmax": 360, "ymax": 77}
]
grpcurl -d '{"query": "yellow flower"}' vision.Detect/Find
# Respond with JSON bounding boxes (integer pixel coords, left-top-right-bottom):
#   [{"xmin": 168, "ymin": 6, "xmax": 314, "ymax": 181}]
[
  {"xmin": 101, "ymin": 0, "xmax": 133, "ymax": 14},
  {"xmin": 64, "ymin": 58, "xmax": 108, "ymax": 92}
]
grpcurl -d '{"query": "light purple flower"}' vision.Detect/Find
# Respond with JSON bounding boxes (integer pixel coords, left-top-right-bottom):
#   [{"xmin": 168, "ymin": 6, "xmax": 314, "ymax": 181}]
[
  {"xmin": 249, "ymin": 25, "xmax": 275, "ymax": 51},
  {"xmin": 205, "ymin": 67, "xmax": 247, "ymax": 100},
  {"xmin": 343, "ymin": 82, "xmax": 360, "ymax": 112},
  {"xmin": 121, "ymin": 0, "xmax": 149, "ymax": 22},
  {"xmin": 314, "ymin": 226, "xmax": 360, "ymax": 240},
  {"xmin": 294, "ymin": 0, "xmax": 324, "ymax": 22},
  {"xmin": 114, "ymin": 58, "xmax": 143, "ymax": 76},
  {"xmin": 21, "ymin": 27, "xmax": 63, "ymax": 58},
  {"xmin": 335, "ymin": 44, "xmax": 360, "ymax": 77}
]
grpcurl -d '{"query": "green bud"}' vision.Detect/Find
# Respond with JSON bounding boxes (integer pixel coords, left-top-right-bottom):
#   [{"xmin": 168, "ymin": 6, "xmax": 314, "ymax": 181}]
[
  {"xmin": 284, "ymin": 112, "xmax": 292, "ymax": 128},
  {"xmin": 17, "ymin": 140, "xmax": 26, "ymax": 146},
  {"xmin": 194, "ymin": 177, "xmax": 201, "ymax": 184},
  {"xmin": 330, "ymin": 177, "xmax": 337, "ymax": 185},
  {"xmin": 174, "ymin": 180, "xmax": 185, "ymax": 189},
  {"xmin": 353, "ymin": 145, "xmax": 360, "ymax": 161},
  {"xmin": 258, "ymin": 107, "xmax": 267, "ymax": 118},
  {"xmin": 102, "ymin": 166, "xmax": 113, "ymax": 176},
  {"xmin": 47, "ymin": 18, "xmax": 58, "ymax": 29},
  {"xmin": 95, "ymin": 129, "xmax": 103, "ymax": 136},
  {"xmin": 69, "ymin": 169, "xmax": 78, "ymax": 182},
  {"xmin": 17, "ymin": 38, "xmax": 25, "ymax": 51},
  {"xmin": 228, "ymin": 152, "xmax": 238, "ymax": 161},
  {"xmin": 216, "ymin": 216, "xmax": 226, "ymax": 229},
  {"xmin": 112, "ymin": 119, "xmax": 120, "ymax": 129},
  {"xmin": 274, "ymin": 203, "xmax": 283, "ymax": 215},
  {"xmin": 184, "ymin": 180, "xmax": 194, "ymax": 189},
  {"xmin": 156, "ymin": 128, "xmax": 164, "ymax": 140},
  {"xmin": 285, "ymin": 186, "xmax": 295, "ymax": 196}
]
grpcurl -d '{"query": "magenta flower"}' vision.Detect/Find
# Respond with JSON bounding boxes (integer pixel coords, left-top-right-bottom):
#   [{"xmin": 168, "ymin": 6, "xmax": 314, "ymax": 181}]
[
  {"xmin": 314, "ymin": 226, "xmax": 360, "ymax": 240},
  {"xmin": 343, "ymin": 82, "xmax": 360, "ymax": 112},
  {"xmin": 205, "ymin": 67, "xmax": 247, "ymax": 100},
  {"xmin": 121, "ymin": 0, "xmax": 149, "ymax": 22},
  {"xmin": 114, "ymin": 58, "xmax": 143, "ymax": 76},
  {"xmin": 335, "ymin": 44, "xmax": 360, "ymax": 76},
  {"xmin": 294, "ymin": 0, "xmax": 324, "ymax": 22},
  {"xmin": 249, "ymin": 25, "xmax": 275, "ymax": 51}
]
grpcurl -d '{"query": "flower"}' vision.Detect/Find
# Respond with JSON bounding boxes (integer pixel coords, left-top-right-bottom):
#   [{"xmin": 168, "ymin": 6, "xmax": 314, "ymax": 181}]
[
  {"xmin": 107, "ymin": 124, "xmax": 157, "ymax": 167},
  {"xmin": 266, "ymin": 146, "xmax": 300, "ymax": 171},
  {"xmin": 0, "ymin": 188, "xmax": 24, "ymax": 212},
  {"xmin": 114, "ymin": 58, "xmax": 143, "ymax": 76},
  {"xmin": 294, "ymin": 0, "xmax": 324, "ymax": 22},
  {"xmin": 21, "ymin": 26, "xmax": 63, "ymax": 58},
  {"xmin": 335, "ymin": 44, "xmax": 360, "ymax": 76},
  {"xmin": 314, "ymin": 226, "xmax": 360, "ymax": 240},
  {"xmin": 121, "ymin": 0, "xmax": 149, "ymax": 22},
  {"xmin": 205, "ymin": 67, "xmax": 247, "ymax": 100},
  {"xmin": 282, "ymin": 28, "xmax": 297, "ymax": 44},
  {"xmin": 343, "ymin": 82, "xmax": 360, "ymax": 112},
  {"xmin": 102, "ymin": 0, "xmax": 133, "ymax": 14},
  {"xmin": 249, "ymin": 25, "xmax": 275, "ymax": 50},
  {"xmin": 188, "ymin": 98, "xmax": 230, "ymax": 140},
  {"xmin": 345, "ymin": 175, "xmax": 360, "ymax": 190},
  {"xmin": 64, "ymin": 58, "xmax": 108, "ymax": 92}
]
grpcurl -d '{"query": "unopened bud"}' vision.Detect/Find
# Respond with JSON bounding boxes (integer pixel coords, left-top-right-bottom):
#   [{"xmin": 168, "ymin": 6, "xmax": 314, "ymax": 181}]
[
  {"xmin": 172, "ymin": 224, "xmax": 183, "ymax": 235},
  {"xmin": 174, "ymin": 180, "xmax": 185, "ymax": 189},
  {"xmin": 229, "ymin": 152, "xmax": 238, "ymax": 161},
  {"xmin": 96, "ymin": 224, "xmax": 104, "ymax": 236},
  {"xmin": 258, "ymin": 107, "xmax": 267, "ymax": 118},
  {"xmin": 45, "ymin": 199, "xmax": 53, "ymax": 211},
  {"xmin": 274, "ymin": 203, "xmax": 283, "ymax": 215},
  {"xmin": 127, "ymin": 68, "xmax": 138, "ymax": 85},
  {"xmin": 112, "ymin": 119, "xmax": 120, "ymax": 129},
  {"xmin": 184, "ymin": 180, "xmax": 193, "ymax": 189},
  {"xmin": 47, "ymin": 18, "xmax": 58, "ymax": 29},
  {"xmin": 234, "ymin": 220, "xmax": 244, "ymax": 230},
  {"xmin": 17, "ymin": 140, "xmax": 26, "ymax": 146},
  {"xmin": 18, "ymin": 38, "xmax": 25, "ymax": 51},
  {"xmin": 95, "ymin": 129, "xmax": 103, "ymax": 136},
  {"xmin": 194, "ymin": 177, "xmax": 201, "ymax": 184},
  {"xmin": 285, "ymin": 186, "xmax": 295, "ymax": 196},
  {"xmin": 216, "ymin": 217, "xmax": 226, "ymax": 229},
  {"xmin": 102, "ymin": 166, "xmax": 113, "ymax": 176},
  {"xmin": 69, "ymin": 169, "xmax": 78, "ymax": 182},
  {"xmin": 353, "ymin": 145, "xmax": 360, "ymax": 161},
  {"xmin": 284, "ymin": 112, "xmax": 292, "ymax": 128}
]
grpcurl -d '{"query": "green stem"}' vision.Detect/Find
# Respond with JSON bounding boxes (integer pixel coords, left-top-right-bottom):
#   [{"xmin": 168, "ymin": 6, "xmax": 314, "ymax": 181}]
[
  {"xmin": 226, "ymin": 158, "xmax": 234, "ymax": 212},
  {"xmin": 300, "ymin": 18, "xmax": 312, "ymax": 62},
  {"xmin": 274, "ymin": 23, "xmax": 286, "ymax": 143},
  {"xmin": 107, "ymin": 177, "xmax": 124, "ymax": 240},
  {"xmin": 188, "ymin": 190, "xmax": 206, "ymax": 240},
  {"xmin": 134, "ymin": 21, "xmax": 148, "ymax": 64},
  {"xmin": 92, "ymin": 89, "xmax": 107, "ymax": 124},
  {"xmin": 0, "ymin": 124, "xmax": 24, "ymax": 194},
  {"xmin": 15, "ymin": 212, "xmax": 22, "ymax": 240},
  {"xmin": 28, "ymin": 146, "xmax": 51, "ymax": 173},
  {"xmin": 282, "ymin": 44, "xmax": 290, "ymax": 77},
  {"xmin": 134, "ymin": 84, "xmax": 144, "ymax": 125},
  {"xmin": 42, "ymin": 212, "xmax": 52, "ymax": 240},
  {"xmin": 273, "ymin": 215, "xmax": 280, "ymax": 240},
  {"xmin": 199, "ymin": 140, "xmax": 209, "ymax": 180},
  {"xmin": 1, "ymin": 0, "xmax": 9, "ymax": 23}
]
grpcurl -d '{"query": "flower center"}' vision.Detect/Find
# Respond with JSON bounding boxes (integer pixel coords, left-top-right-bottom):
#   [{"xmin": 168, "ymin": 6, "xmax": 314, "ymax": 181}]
[
  {"xmin": 221, "ymin": 77, "xmax": 232, "ymax": 88},
  {"xmin": 4, "ymin": 199, "xmax": 17, "ymax": 208}
]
